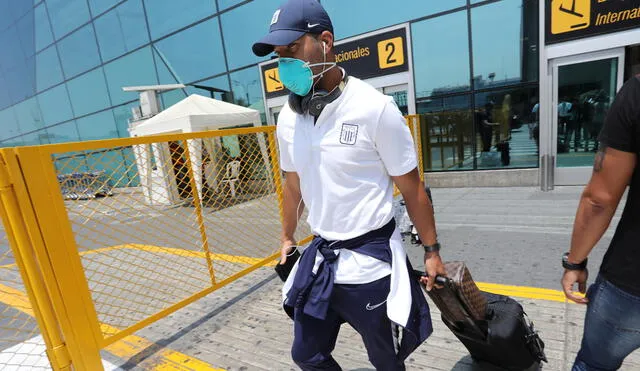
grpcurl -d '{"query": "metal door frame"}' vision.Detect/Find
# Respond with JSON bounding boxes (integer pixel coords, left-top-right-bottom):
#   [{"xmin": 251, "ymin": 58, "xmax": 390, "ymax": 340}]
[{"xmin": 545, "ymin": 47, "xmax": 625, "ymax": 187}]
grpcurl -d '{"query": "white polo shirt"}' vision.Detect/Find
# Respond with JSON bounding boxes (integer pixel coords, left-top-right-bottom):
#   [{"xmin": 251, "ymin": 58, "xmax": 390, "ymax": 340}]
[{"xmin": 276, "ymin": 76, "xmax": 418, "ymax": 284}]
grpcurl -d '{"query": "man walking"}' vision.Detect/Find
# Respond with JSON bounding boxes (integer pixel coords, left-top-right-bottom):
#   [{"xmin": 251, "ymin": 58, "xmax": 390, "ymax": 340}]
[
  {"xmin": 252, "ymin": 0, "xmax": 445, "ymax": 369},
  {"xmin": 561, "ymin": 74, "xmax": 640, "ymax": 370}
]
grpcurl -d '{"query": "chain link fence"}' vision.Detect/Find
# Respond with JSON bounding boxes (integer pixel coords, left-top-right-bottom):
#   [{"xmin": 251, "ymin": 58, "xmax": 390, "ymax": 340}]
[{"xmin": 48, "ymin": 129, "xmax": 296, "ymax": 344}]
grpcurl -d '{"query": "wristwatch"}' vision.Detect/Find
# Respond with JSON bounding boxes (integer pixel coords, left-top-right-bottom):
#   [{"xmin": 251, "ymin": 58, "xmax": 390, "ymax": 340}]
[
  {"xmin": 562, "ymin": 252, "xmax": 588, "ymax": 271},
  {"xmin": 423, "ymin": 242, "xmax": 441, "ymax": 253}
]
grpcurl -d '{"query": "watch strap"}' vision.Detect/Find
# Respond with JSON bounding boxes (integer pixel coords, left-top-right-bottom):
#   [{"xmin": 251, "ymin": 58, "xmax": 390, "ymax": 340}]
[
  {"xmin": 562, "ymin": 252, "xmax": 587, "ymax": 271},
  {"xmin": 423, "ymin": 242, "xmax": 441, "ymax": 253}
]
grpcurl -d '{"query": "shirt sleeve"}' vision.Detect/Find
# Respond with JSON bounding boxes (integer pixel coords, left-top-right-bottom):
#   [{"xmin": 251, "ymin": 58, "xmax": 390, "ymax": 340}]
[
  {"xmin": 276, "ymin": 116, "xmax": 296, "ymax": 172},
  {"xmin": 374, "ymin": 99, "xmax": 418, "ymax": 176},
  {"xmin": 598, "ymin": 78, "xmax": 640, "ymax": 154}
]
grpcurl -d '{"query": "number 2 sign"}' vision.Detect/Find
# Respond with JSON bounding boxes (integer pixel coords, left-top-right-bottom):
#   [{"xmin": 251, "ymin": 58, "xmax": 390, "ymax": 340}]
[{"xmin": 377, "ymin": 37, "xmax": 404, "ymax": 69}]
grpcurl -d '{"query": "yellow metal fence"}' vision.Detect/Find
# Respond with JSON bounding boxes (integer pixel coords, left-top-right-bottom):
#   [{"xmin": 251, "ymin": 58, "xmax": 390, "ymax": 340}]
[
  {"xmin": 0, "ymin": 116, "xmax": 422, "ymax": 370},
  {"xmin": 0, "ymin": 126, "xmax": 311, "ymax": 370}
]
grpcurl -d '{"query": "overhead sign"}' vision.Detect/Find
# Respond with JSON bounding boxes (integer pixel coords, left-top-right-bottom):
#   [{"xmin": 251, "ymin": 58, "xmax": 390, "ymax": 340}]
[
  {"xmin": 546, "ymin": 0, "xmax": 640, "ymax": 44},
  {"xmin": 260, "ymin": 27, "xmax": 409, "ymax": 99}
]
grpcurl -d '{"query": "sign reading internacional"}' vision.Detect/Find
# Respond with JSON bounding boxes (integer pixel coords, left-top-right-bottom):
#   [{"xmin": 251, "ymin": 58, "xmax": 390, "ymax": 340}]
[
  {"xmin": 260, "ymin": 27, "xmax": 409, "ymax": 99},
  {"xmin": 546, "ymin": 0, "xmax": 640, "ymax": 44}
]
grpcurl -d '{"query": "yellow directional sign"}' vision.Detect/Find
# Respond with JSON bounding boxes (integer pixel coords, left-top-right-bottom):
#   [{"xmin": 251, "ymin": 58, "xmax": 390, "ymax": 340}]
[
  {"xmin": 551, "ymin": 0, "xmax": 591, "ymax": 34},
  {"xmin": 264, "ymin": 67, "xmax": 283, "ymax": 93}
]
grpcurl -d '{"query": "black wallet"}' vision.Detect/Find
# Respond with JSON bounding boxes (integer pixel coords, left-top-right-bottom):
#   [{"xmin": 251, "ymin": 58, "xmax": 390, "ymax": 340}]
[{"xmin": 275, "ymin": 247, "xmax": 301, "ymax": 282}]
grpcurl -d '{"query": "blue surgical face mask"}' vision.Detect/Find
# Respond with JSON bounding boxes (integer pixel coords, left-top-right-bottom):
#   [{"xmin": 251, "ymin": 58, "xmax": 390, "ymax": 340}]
[{"xmin": 278, "ymin": 42, "xmax": 336, "ymax": 96}]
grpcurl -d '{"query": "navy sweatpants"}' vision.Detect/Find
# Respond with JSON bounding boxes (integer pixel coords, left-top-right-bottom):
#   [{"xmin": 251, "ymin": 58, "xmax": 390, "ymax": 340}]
[{"xmin": 291, "ymin": 275, "xmax": 405, "ymax": 371}]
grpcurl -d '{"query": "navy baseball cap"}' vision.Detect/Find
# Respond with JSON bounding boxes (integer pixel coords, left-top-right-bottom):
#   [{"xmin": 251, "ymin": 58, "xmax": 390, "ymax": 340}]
[{"xmin": 252, "ymin": 0, "xmax": 333, "ymax": 57}]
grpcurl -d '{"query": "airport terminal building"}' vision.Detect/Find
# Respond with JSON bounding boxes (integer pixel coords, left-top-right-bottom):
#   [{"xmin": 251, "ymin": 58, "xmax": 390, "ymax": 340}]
[{"xmin": 0, "ymin": 0, "xmax": 638, "ymax": 189}]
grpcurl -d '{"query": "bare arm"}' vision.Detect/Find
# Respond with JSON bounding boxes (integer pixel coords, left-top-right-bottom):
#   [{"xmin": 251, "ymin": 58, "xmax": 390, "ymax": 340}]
[
  {"xmin": 569, "ymin": 146, "xmax": 636, "ymax": 263},
  {"xmin": 393, "ymin": 168, "xmax": 445, "ymax": 290},
  {"xmin": 562, "ymin": 145, "xmax": 636, "ymax": 303},
  {"xmin": 392, "ymin": 168, "xmax": 437, "ymax": 246},
  {"xmin": 280, "ymin": 171, "xmax": 303, "ymax": 262}
]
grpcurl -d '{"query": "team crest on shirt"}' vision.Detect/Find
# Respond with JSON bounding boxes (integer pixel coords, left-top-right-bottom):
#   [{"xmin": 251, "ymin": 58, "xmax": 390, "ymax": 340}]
[{"xmin": 339, "ymin": 123, "xmax": 358, "ymax": 145}]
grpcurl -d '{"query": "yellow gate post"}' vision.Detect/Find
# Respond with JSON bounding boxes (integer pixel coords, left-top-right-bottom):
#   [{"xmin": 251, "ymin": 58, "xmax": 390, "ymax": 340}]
[
  {"xmin": 0, "ymin": 151, "xmax": 74, "ymax": 370},
  {"xmin": 3, "ymin": 148, "xmax": 104, "ymax": 370}
]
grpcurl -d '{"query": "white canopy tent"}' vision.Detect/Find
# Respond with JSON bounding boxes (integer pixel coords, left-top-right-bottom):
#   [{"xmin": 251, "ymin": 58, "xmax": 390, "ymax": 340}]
[{"xmin": 128, "ymin": 94, "xmax": 273, "ymax": 205}]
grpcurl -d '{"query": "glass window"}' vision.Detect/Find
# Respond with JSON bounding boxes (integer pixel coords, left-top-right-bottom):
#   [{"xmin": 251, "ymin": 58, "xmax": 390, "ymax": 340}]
[
  {"xmin": 35, "ymin": 4, "xmax": 54, "ymax": 52},
  {"xmin": 57, "ymin": 24, "xmax": 101, "ymax": 79},
  {"xmin": 188, "ymin": 75, "xmax": 231, "ymax": 101},
  {"xmin": 556, "ymin": 59, "xmax": 617, "ymax": 167},
  {"xmin": 0, "ymin": 75, "xmax": 11, "ymax": 110},
  {"xmin": 85, "ymin": 148, "xmax": 131, "ymax": 187},
  {"xmin": 221, "ymin": 0, "xmax": 278, "ymax": 69},
  {"xmin": 144, "ymin": 0, "xmax": 217, "ymax": 40},
  {"xmin": 153, "ymin": 18, "xmax": 225, "ymax": 84},
  {"xmin": 104, "ymin": 47, "xmax": 158, "ymax": 105},
  {"xmin": 4, "ymin": 59, "xmax": 37, "ymax": 105},
  {"xmin": 8, "ymin": 1, "xmax": 31, "ymax": 21},
  {"xmin": 522, "ymin": 0, "xmax": 539, "ymax": 83},
  {"xmin": 322, "ymin": 0, "xmax": 465, "ymax": 40},
  {"xmin": 0, "ymin": 1, "xmax": 12, "ymax": 31},
  {"xmin": 474, "ymin": 86, "xmax": 539, "ymax": 169},
  {"xmin": 0, "ymin": 107, "xmax": 20, "ymax": 141},
  {"xmin": 0, "ymin": 137, "xmax": 24, "ymax": 147},
  {"xmin": 47, "ymin": 0, "xmax": 91, "ymax": 39},
  {"xmin": 38, "ymin": 84, "xmax": 74, "ymax": 126},
  {"xmin": 20, "ymin": 131, "xmax": 50, "ymax": 146},
  {"xmin": 154, "ymin": 47, "xmax": 181, "ymax": 85},
  {"xmin": 94, "ymin": 0, "xmax": 149, "ymax": 62},
  {"xmin": 16, "ymin": 10, "xmax": 36, "ymax": 58},
  {"xmin": 88, "ymin": 0, "xmax": 121, "ymax": 17},
  {"xmin": 229, "ymin": 66, "xmax": 262, "ymax": 108},
  {"xmin": 412, "ymin": 10, "xmax": 470, "ymax": 99},
  {"xmin": 45, "ymin": 121, "xmax": 80, "ymax": 143},
  {"xmin": 120, "ymin": 147, "xmax": 139, "ymax": 186},
  {"xmin": 76, "ymin": 110, "xmax": 119, "ymax": 140},
  {"xmin": 472, "ymin": 0, "xmax": 538, "ymax": 88},
  {"xmin": 417, "ymin": 95, "xmax": 473, "ymax": 171},
  {"xmin": 218, "ymin": 0, "xmax": 244, "ymax": 11},
  {"xmin": 53, "ymin": 152, "xmax": 89, "ymax": 174},
  {"xmin": 229, "ymin": 67, "xmax": 265, "ymax": 124},
  {"xmin": 158, "ymin": 87, "xmax": 189, "ymax": 110},
  {"xmin": 161, "ymin": 75, "xmax": 230, "ymax": 109},
  {"xmin": 113, "ymin": 102, "xmax": 139, "ymax": 136},
  {"xmin": 0, "ymin": 25, "xmax": 25, "ymax": 72},
  {"xmin": 14, "ymin": 97, "xmax": 44, "ymax": 134},
  {"xmin": 67, "ymin": 68, "xmax": 111, "ymax": 117},
  {"xmin": 36, "ymin": 46, "xmax": 64, "ymax": 92}
]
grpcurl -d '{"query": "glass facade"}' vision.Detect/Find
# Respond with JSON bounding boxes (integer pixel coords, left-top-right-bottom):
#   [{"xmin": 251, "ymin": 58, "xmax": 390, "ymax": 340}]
[{"xmin": 0, "ymin": 0, "xmax": 539, "ymax": 175}]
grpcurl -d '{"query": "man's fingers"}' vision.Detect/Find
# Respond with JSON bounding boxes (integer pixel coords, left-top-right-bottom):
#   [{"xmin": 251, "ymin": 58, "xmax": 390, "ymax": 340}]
[
  {"xmin": 279, "ymin": 249, "xmax": 289, "ymax": 265},
  {"xmin": 566, "ymin": 291, "xmax": 588, "ymax": 304},
  {"xmin": 579, "ymin": 280, "xmax": 587, "ymax": 294},
  {"xmin": 563, "ymin": 280, "xmax": 588, "ymax": 304},
  {"xmin": 280, "ymin": 244, "xmax": 294, "ymax": 265}
]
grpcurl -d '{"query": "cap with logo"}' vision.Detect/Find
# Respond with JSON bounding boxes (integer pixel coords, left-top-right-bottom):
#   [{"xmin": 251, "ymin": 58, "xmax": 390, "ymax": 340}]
[{"xmin": 252, "ymin": 0, "xmax": 333, "ymax": 57}]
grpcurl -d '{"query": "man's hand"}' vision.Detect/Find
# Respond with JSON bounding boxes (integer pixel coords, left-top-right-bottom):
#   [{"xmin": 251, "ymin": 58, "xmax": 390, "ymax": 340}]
[
  {"xmin": 561, "ymin": 268, "xmax": 589, "ymax": 304},
  {"xmin": 420, "ymin": 251, "xmax": 446, "ymax": 291},
  {"xmin": 280, "ymin": 240, "xmax": 296, "ymax": 265}
]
